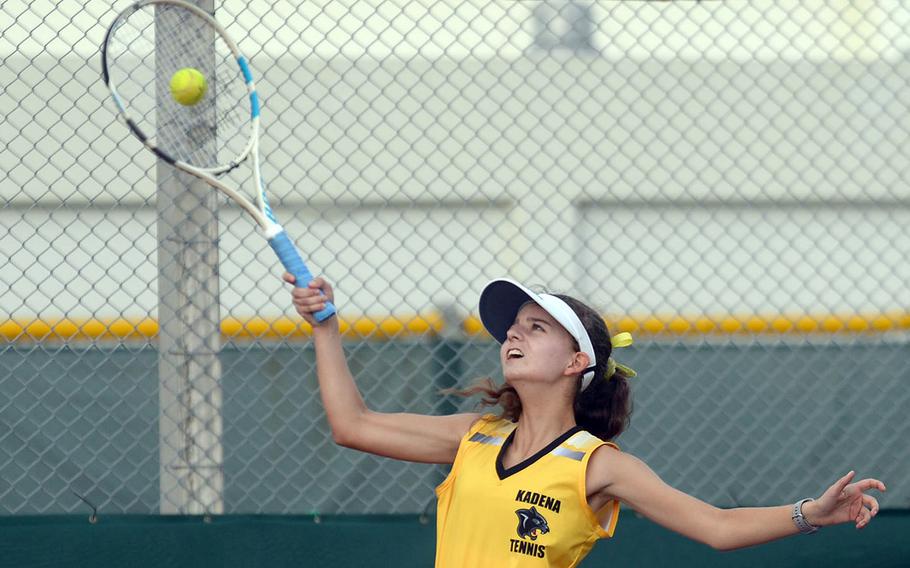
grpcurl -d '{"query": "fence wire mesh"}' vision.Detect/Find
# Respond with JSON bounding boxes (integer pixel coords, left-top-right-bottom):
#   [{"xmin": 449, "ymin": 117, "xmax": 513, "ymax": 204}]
[{"xmin": 2, "ymin": 1, "xmax": 909, "ymax": 515}]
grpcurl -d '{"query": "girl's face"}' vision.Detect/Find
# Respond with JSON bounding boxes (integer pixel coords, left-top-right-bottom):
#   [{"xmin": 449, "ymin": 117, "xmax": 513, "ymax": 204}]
[{"xmin": 501, "ymin": 302, "xmax": 584, "ymax": 386}]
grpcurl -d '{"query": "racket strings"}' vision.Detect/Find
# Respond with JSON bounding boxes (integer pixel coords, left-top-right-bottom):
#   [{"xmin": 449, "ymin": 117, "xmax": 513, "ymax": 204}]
[{"xmin": 105, "ymin": 3, "xmax": 251, "ymax": 169}]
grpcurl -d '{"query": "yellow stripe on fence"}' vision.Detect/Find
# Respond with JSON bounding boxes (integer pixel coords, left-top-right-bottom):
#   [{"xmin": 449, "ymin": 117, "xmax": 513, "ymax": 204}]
[
  {"xmin": 2, "ymin": 311, "xmax": 910, "ymax": 342},
  {"xmin": 0, "ymin": 315, "xmax": 445, "ymax": 342}
]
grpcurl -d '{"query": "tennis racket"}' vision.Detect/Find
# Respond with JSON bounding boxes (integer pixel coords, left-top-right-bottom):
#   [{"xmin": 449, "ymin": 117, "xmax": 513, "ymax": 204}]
[{"xmin": 101, "ymin": 0, "xmax": 336, "ymax": 322}]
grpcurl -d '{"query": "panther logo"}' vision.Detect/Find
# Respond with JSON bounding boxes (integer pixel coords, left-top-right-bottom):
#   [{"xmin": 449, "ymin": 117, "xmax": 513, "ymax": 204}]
[{"xmin": 515, "ymin": 506, "xmax": 550, "ymax": 541}]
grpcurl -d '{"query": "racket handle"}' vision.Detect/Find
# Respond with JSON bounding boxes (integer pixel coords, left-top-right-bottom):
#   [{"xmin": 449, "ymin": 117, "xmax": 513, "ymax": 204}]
[{"xmin": 268, "ymin": 230, "xmax": 337, "ymax": 322}]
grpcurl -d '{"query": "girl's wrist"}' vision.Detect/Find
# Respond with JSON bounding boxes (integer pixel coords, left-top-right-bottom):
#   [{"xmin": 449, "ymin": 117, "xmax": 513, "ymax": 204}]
[
  {"xmin": 312, "ymin": 317, "xmax": 340, "ymax": 336},
  {"xmin": 800, "ymin": 498, "xmax": 821, "ymax": 528}
]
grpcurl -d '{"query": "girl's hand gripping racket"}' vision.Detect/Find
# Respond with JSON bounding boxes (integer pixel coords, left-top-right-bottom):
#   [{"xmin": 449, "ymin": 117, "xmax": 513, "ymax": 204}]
[{"xmin": 101, "ymin": 0, "xmax": 335, "ymax": 322}]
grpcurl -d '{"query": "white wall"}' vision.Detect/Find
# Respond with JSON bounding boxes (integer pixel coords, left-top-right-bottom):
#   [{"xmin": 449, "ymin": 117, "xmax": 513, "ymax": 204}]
[{"xmin": 2, "ymin": 1, "xmax": 909, "ymax": 321}]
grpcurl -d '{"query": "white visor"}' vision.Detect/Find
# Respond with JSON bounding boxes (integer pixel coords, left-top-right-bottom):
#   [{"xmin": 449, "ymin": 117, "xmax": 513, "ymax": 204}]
[{"xmin": 479, "ymin": 278, "xmax": 597, "ymax": 391}]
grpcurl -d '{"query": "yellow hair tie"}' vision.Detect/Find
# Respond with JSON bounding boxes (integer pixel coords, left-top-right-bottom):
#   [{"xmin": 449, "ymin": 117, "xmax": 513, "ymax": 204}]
[
  {"xmin": 611, "ymin": 332, "xmax": 633, "ymax": 348},
  {"xmin": 607, "ymin": 332, "xmax": 637, "ymax": 379}
]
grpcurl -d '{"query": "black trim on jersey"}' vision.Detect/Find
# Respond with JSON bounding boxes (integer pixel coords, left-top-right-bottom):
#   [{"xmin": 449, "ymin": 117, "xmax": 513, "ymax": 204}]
[{"xmin": 496, "ymin": 425, "xmax": 583, "ymax": 480}]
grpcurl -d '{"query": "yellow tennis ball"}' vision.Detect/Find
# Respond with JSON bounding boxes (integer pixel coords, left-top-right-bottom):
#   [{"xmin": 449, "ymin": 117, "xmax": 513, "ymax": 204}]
[{"xmin": 169, "ymin": 68, "xmax": 208, "ymax": 106}]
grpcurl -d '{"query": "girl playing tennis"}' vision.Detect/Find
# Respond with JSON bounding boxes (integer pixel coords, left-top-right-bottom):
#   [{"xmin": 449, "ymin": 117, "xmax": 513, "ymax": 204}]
[{"xmin": 285, "ymin": 274, "xmax": 886, "ymax": 567}]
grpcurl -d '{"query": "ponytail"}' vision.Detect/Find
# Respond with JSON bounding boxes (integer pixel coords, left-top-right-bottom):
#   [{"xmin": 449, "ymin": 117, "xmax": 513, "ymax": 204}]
[
  {"xmin": 555, "ymin": 294, "xmax": 634, "ymax": 441},
  {"xmin": 574, "ymin": 367, "xmax": 632, "ymax": 440}
]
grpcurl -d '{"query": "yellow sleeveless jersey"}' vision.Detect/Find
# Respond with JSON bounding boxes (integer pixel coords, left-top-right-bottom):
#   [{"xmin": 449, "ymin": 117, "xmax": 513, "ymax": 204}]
[{"xmin": 435, "ymin": 415, "xmax": 620, "ymax": 567}]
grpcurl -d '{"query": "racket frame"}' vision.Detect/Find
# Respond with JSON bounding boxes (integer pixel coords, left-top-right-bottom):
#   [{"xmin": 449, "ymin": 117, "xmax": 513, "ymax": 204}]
[{"xmin": 102, "ymin": 0, "xmax": 336, "ymax": 321}]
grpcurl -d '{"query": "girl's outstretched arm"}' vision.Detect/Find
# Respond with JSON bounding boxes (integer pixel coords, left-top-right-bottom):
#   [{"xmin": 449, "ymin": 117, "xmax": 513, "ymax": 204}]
[{"xmin": 586, "ymin": 447, "xmax": 886, "ymax": 551}]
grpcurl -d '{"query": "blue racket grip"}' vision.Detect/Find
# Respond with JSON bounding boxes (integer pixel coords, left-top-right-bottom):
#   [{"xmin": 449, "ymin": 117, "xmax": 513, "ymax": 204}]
[{"xmin": 268, "ymin": 230, "xmax": 337, "ymax": 322}]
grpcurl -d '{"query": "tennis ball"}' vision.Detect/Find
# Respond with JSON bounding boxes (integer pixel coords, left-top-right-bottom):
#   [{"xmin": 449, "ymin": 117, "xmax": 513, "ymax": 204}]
[{"xmin": 169, "ymin": 67, "xmax": 208, "ymax": 106}]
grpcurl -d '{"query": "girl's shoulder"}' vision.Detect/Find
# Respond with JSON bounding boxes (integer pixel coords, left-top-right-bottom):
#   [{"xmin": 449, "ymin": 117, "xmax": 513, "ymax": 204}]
[
  {"xmin": 470, "ymin": 413, "xmax": 517, "ymax": 436},
  {"xmin": 563, "ymin": 429, "xmax": 614, "ymax": 453}
]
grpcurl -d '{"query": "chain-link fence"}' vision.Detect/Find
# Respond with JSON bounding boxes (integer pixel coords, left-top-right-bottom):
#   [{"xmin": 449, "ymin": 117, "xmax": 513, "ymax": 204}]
[{"xmin": 2, "ymin": 1, "xmax": 909, "ymax": 516}]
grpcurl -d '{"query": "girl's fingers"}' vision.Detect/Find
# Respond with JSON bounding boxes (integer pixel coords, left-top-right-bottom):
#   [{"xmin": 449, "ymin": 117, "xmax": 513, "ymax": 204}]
[
  {"xmin": 857, "ymin": 505, "xmax": 873, "ymax": 529},
  {"xmin": 292, "ymin": 285, "xmax": 324, "ymax": 300},
  {"xmin": 293, "ymin": 290, "xmax": 329, "ymax": 313},
  {"xmin": 841, "ymin": 476, "xmax": 885, "ymax": 496},
  {"xmin": 834, "ymin": 471, "xmax": 856, "ymax": 494},
  {"xmin": 863, "ymin": 494, "xmax": 880, "ymax": 516},
  {"xmin": 295, "ymin": 299, "xmax": 324, "ymax": 312},
  {"xmin": 286, "ymin": 275, "xmax": 334, "ymax": 319},
  {"xmin": 841, "ymin": 478, "xmax": 886, "ymax": 505},
  {"xmin": 855, "ymin": 479, "xmax": 887, "ymax": 493},
  {"xmin": 851, "ymin": 494, "xmax": 881, "ymax": 530},
  {"xmin": 310, "ymin": 278, "xmax": 334, "ymax": 301}
]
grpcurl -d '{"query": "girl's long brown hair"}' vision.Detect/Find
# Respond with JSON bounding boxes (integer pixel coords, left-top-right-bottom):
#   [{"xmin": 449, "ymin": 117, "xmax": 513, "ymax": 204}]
[{"xmin": 449, "ymin": 294, "xmax": 633, "ymax": 441}]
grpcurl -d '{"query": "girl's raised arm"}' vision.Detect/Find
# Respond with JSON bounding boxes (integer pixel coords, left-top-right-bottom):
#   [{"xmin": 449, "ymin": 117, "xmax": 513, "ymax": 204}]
[{"xmin": 286, "ymin": 274, "xmax": 480, "ymax": 464}]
